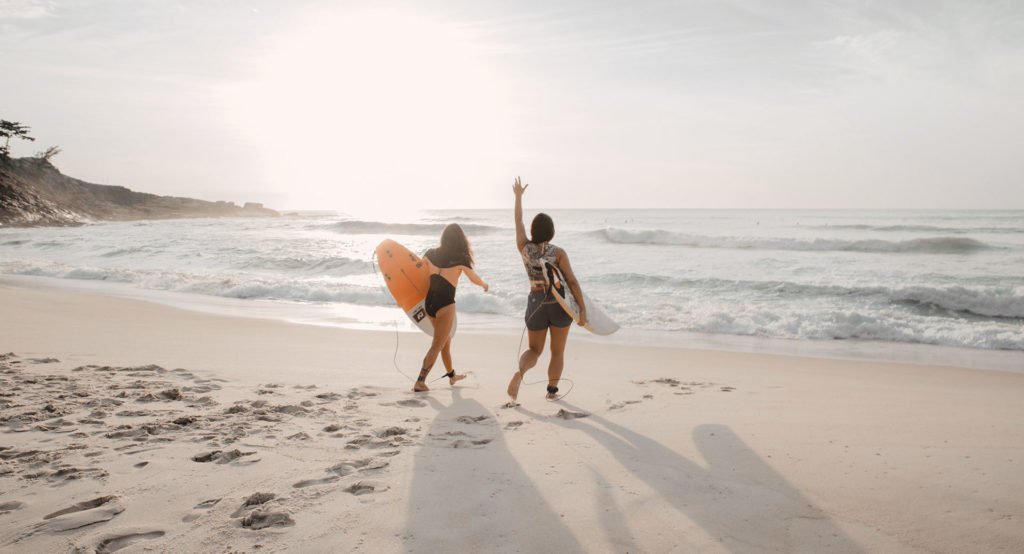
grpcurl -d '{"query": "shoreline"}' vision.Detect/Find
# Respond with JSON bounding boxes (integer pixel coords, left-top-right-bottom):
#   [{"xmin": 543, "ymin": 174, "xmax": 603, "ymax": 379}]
[
  {"xmin": 2, "ymin": 276, "xmax": 1024, "ymax": 552},
  {"xmin": 2, "ymin": 273, "xmax": 1022, "ymax": 375}
]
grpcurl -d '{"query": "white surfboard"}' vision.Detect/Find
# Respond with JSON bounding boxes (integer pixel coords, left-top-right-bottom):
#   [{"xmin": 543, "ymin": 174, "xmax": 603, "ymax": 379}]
[
  {"xmin": 402, "ymin": 297, "xmax": 458, "ymax": 338},
  {"xmin": 543, "ymin": 261, "xmax": 619, "ymax": 336}
]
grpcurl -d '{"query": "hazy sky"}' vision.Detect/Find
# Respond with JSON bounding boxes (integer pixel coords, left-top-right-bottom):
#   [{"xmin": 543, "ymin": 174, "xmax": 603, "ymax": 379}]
[{"xmin": 2, "ymin": 0, "xmax": 1022, "ymax": 212}]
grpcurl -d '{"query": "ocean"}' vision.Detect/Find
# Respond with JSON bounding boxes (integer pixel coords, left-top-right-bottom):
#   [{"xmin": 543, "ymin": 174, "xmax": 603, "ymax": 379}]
[{"xmin": 2, "ymin": 210, "xmax": 1022, "ymax": 370}]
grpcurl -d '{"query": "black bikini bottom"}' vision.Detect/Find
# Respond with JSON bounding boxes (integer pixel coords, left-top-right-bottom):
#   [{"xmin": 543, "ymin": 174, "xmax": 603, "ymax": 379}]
[{"xmin": 425, "ymin": 274, "xmax": 456, "ymax": 317}]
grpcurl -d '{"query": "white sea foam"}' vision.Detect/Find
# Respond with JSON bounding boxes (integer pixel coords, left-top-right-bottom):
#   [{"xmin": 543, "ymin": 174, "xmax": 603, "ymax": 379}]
[
  {"xmin": 812, "ymin": 224, "xmax": 1024, "ymax": 234},
  {"xmin": 324, "ymin": 220, "xmax": 504, "ymax": 235},
  {"xmin": 599, "ymin": 228, "xmax": 997, "ymax": 253},
  {"xmin": 2, "ymin": 210, "xmax": 1022, "ymax": 352}
]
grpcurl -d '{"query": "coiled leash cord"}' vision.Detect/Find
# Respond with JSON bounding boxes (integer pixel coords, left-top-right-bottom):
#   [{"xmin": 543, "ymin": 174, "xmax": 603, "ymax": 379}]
[{"xmin": 512, "ymin": 290, "xmax": 574, "ymax": 402}]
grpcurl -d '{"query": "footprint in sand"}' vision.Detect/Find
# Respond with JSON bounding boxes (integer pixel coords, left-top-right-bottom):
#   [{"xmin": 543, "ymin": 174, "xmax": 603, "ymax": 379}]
[
  {"xmin": 136, "ymin": 388, "xmax": 183, "ymax": 402},
  {"xmin": 231, "ymin": 492, "xmax": 276, "ymax": 518},
  {"xmin": 0, "ymin": 500, "xmax": 26, "ymax": 514},
  {"xmin": 345, "ymin": 427, "xmax": 413, "ymax": 450},
  {"xmin": 191, "ymin": 449, "xmax": 257, "ymax": 464},
  {"xmin": 91, "ymin": 530, "xmax": 166, "ymax": 553},
  {"xmin": 636, "ymin": 378, "xmax": 733, "ymax": 396},
  {"xmin": 347, "ymin": 389, "xmax": 379, "ymax": 400},
  {"xmin": 171, "ymin": 416, "xmax": 197, "ymax": 426},
  {"xmin": 194, "ymin": 498, "xmax": 221, "ymax": 509},
  {"xmin": 456, "ymin": 415, "xmax": 491, "ymax": 424},
  {"xmin": 242, "ymin": 510, "xmax": 295, "ymax": 530},
  {"xmin": 114, "ymin": 410, "xmax": 151, "ymax": 417},
  {"xmin": 182, "ymin": 498, "xmax": 221, "ymax": 521},
  {"xmin": 30, "ymin": 496, "xmax": 125, "ymax": 535},
  {"xmin": 504, "ymin": 421, "xmax": 525, "ymax": 430},
  {"xmin": 396, "ymin": 399, "xmax": 426, "ymax": 408},
  {"xmin": 450, "ymin": 439, "xmax": 493, "ymax": 449},
  {"xmin": 556, "ymin": 409, "xmax": 589, "ymax": 420},
  {"xmin": 344, "ymin": 480, "xmax": 389, "ymax": 496},
  {"xmin": 292, "ymin": 476, "xmax": 342, "ymax": 489},
  {"xmin": 32, "ymin": 466, "xmax": 109, "ymax": 484},
  {"xmin": 182, "ymin": 384, "xmax": 218, "ymax": 394},
  {"xmin": 345, "ymin": 437, "xmax": 367, "ymax": 449},
  {"xmin": 329, "ymin": 456, "xmax": 391, "ymax": 477}
]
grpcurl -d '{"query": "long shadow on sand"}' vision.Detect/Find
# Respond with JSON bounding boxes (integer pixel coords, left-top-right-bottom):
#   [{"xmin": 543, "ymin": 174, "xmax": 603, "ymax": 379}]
[
  {"xmin": 404, "ymin": 390, "xmax": 584, "ymax": 552},
  {"xmin": 518, "ymin": 401, "xmax": 865, "ymax": 553}
]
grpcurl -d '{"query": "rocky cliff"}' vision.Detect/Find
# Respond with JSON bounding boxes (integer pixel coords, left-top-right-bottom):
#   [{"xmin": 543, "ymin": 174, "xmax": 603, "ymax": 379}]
[{"xmin": 0, "ymin": 156, "xmax": 277, "ymax": 227}]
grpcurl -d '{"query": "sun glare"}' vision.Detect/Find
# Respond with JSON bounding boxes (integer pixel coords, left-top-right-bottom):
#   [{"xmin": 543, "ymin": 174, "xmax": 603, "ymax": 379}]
[{"xmin": 224, "ymin": 8, "xmax": 518, "ymax": 212}]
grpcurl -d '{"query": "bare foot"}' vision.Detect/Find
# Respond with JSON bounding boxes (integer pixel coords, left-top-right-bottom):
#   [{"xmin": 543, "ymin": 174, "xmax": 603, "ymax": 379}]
[
  {"xmin": 413, "ymin": 382, "xmax": 429, "ymax": 392},
  {"xmin": 506, "ymin": 371, "xmax": 523, "ymax": 402},
  {"xmin": 448, "ymin": 373, "xmax": 467, "ymax": 386},
  {"xmin": 546, "ymin": 392, "xmax": 558, "ymax": 400}
]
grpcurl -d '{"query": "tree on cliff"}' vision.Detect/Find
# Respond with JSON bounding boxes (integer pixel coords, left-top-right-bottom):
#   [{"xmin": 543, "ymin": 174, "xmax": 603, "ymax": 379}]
[
  {"xmin": 34, "ymin": 145, "xmax": 62, "ymax": 162},
  {"xmin": 0, "ymin": 120, "xmax": 36, "ymax": 158}
]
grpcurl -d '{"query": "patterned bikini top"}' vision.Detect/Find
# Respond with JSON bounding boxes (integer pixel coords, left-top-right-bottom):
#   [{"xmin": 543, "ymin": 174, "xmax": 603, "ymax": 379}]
[{"xmin": 521, "ymin": 242, "xmax": 559, "ymax": 285}]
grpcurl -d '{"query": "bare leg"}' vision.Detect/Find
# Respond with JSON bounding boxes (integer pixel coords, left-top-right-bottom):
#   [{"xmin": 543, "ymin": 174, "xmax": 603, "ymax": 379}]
[
  {"xmin": 546, "ymin": 325, "xmax": 571, "ymax": 399},
  {"xmin": 507, "ymin": 328, "xmax": 547, "ymax": 401},
  {"xmin": 440, "ymin": 339, "xmax": 465, "ymax": 386},
  {"xmin": 414, "ymin": 307, "xmax": 460, "ymax": 392},
  {"xmin": 441, "ymin": 338, "xmax": 453, "ymax": 373}
]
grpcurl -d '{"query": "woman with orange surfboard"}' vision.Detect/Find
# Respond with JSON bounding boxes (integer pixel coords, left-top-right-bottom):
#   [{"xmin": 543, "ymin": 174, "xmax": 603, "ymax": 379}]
[
  {"xmin": 414, "ymin": 223, "xmax": 489, "ymax": 392},
  {"xmin": 506, "ymin": 176, "xmax": 588, "ymax": 402}
]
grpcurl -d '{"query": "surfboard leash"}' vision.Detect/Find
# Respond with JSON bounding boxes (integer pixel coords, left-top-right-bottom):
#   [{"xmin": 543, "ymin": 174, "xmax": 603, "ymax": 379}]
[
  {"xmin": 371, "ymin": 251, "xmax": 417, "ymax": 384},
  {"xmin": 513, "ymin": 291, "xmax": 575, "ymax": 401},
  {"xmin": 372, "ymin": 251, "xmax": 475, "ymax": 387}
]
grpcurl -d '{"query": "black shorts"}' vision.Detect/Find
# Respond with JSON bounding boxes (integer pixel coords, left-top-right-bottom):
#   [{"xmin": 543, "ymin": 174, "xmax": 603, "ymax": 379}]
[{"xmin": 525, "ymin": 291, "xmax": 572, "ymax": 331}]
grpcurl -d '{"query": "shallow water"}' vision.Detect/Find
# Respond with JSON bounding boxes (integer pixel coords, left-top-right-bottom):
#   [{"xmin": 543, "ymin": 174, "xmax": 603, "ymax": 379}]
[{"xmin": 2, "ymin": 209, "xmax": 1022, "ymax": 364}]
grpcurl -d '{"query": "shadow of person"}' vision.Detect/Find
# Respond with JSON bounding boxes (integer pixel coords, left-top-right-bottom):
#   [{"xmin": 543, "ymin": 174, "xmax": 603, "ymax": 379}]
[
  {"xmin": 404, "ymin": 389, "xmax": 584, "ymax": 553},
  {"xmin": 517, "ymin": 401, "xmax": 864, "ymax": 553}
]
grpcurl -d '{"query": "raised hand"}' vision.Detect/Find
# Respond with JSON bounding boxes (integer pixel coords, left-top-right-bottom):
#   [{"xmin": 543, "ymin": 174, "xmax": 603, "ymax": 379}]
[{"xmin": 513, "ymin": 176, "xmax": 528, "ymax": 196}]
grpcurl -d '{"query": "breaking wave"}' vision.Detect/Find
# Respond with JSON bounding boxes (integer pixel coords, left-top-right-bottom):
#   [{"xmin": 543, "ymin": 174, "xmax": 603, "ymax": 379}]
[
  {"xmin": 812, "ymin": 224, "xmax": 1024, "ymax": 234},
  {"xmin": 323, "ymin": 220, "xmax": 504, "ymax": 236},
  {"xmin": 598, "ymin": 228, "xmax": 996, "ymax": 254}
]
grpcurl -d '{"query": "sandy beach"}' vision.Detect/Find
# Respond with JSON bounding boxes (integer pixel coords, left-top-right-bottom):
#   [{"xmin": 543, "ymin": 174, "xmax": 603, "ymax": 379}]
[{"xmin": 2, "ymin": 277, "xmax": 1023, "ymax": 553}]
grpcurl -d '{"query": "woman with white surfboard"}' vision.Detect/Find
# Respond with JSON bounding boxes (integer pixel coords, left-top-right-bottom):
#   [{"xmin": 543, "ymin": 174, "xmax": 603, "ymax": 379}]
[
  {"xmin": 414, "ymin": 223, "xmax": 489, "ymax": 392},
  {"xmin": 507, "ymin": 176, "xmax": 589, "ymax": 402}
]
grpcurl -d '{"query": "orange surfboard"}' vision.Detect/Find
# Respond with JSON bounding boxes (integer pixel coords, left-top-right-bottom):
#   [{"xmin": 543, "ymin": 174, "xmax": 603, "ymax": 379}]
[{"xmin": 375, "ymin": 239, "xmax": 456, "ymax": 337}]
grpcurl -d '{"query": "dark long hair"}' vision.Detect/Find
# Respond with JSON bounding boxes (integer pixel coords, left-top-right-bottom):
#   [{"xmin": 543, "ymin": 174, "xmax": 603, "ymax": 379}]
[
  {"xmin": 530, "ymin": 213, "xmax": 555, "ymax": 244},
  {"xmin": 437, "ymin": 223, "xmax": 474, "ymax": 268}
]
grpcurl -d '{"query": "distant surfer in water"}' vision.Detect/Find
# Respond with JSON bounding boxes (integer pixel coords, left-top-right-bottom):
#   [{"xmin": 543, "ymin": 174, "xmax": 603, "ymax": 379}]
[
  {"xmin": 414, "ymin": 224, "xmax": 489, "ymax": 392},
  {"xmin": 507, "ymin": 176, "xmax": 588, "ymax": 402}
]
